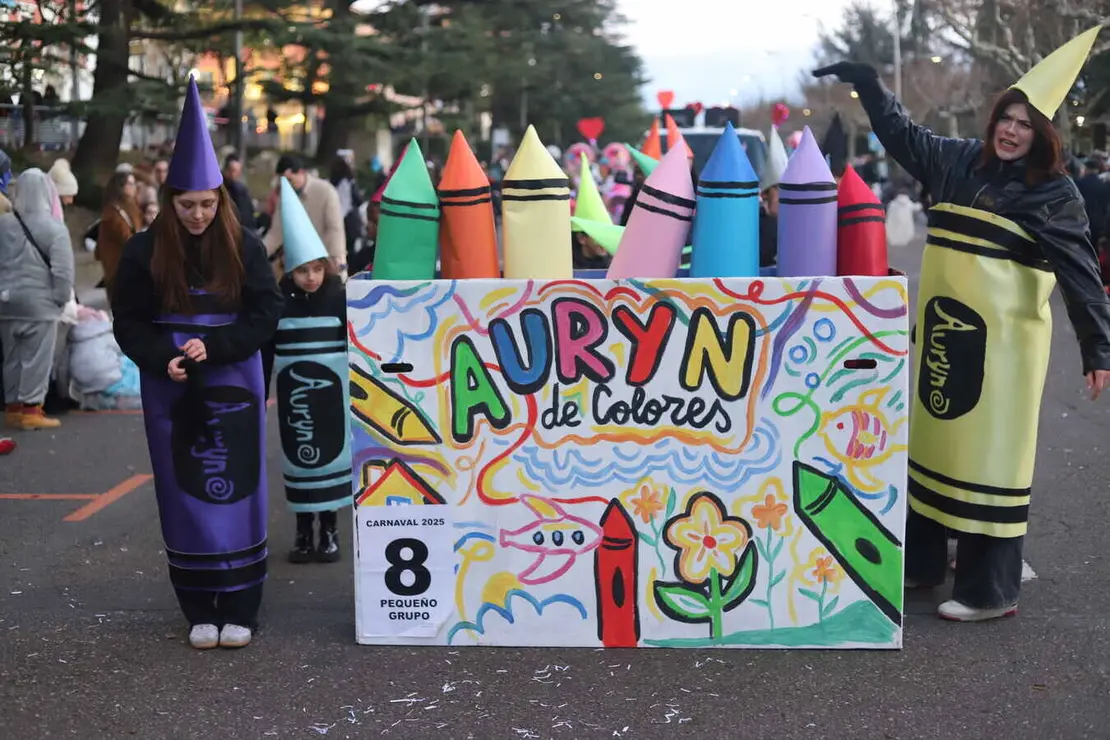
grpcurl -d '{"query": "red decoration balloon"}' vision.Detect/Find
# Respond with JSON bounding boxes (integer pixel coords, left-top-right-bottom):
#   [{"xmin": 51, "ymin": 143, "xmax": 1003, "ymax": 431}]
[
  {"xmin": 657, "ymin": 90, "xmax": 675, "ymax": 109},
  {"xmin": 576, "ymin": 117, "xmax": 605, "ymax": 141},
  {"xmin": 687, "ymin": 101, "xmax": 704, "ymax": 115},
  {"xmin": 772, "ymin": 102, "xmax": 790, "ymax": 127}
]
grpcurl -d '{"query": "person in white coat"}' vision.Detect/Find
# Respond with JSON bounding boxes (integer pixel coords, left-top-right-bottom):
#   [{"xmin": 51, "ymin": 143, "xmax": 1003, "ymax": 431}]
[{"xmin": 885, "ymin": 192, "xmax": 921, "ymax": 249}]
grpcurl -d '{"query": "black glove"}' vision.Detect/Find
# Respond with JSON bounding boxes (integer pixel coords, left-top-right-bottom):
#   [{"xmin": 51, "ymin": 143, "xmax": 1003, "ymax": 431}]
[{"xmin": 812, "ymin": 62, "xmax": 879, "ymax": 87}]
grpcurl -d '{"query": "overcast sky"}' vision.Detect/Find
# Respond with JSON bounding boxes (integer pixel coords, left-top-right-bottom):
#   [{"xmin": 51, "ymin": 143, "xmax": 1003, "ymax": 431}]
[{"xmin": 616, "ymin": 0, "xmax": 873, "ymax": 108}]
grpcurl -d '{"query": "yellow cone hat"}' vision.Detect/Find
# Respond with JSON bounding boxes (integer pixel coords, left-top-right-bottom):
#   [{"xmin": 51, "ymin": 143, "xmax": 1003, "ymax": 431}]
[{"xmin": 1011, "ymin": 25, "xmax": 1102, "ymax": 119}]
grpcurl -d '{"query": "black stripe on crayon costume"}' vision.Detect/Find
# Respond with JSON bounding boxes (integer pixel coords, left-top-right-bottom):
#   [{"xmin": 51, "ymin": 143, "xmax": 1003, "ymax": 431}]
[
  {"xmin": 696, "ymin": 190, "xmax": 759, "ymax": 199},
  {"xmin": 839, "ymin": 203, "xmax": 884, "ymax": 215},
  {"xmin": 380, "ymin": 196, "xmax": 438, "ymax": 210},
  {"xmin": 908, "ymin": 478, "xmax": 1029, "ymax": 525},
  {"xmin": 170, "ymin": 558, "xmax": 268, "ymax": 590},
  {"xmin": 641, "ymin": 184, "xmax": 696, "ymax": 209},
  {"xmin": 636, "ymin": 201, "xmax": 694, "ymax": 221},
  {"xmin": 438, "ymin": 186, "xmax": 490, "ymax": 198},
  {"xmin": 779, "ymin": 182, "xmax": 838, "ymax": 191},
  {"xmin": 503, "ymin": 178, "xmax": 569, "ymax": 189},
  {"xmin": 167, "ymin": 539, "xmax": 268, "ymax": 563},
  {"xmin": 274, "ymin": 316, "xmax": 353, "ymax": 514},
  {"xmin": 285, "ymin": 481, "xmax": 352, "ymax": 506},
  {"xmin": 275, "ymin": 325, "xmax": 346, "ymax": 346},
  {"xmin": 380, "ymin": 208, "xmax": 439, "ymax": 222},
  {"xmin": 926, "ymin": 235, "xmax": 1053, "ymax": 272},
  {"xmin": 930, "ymin": 208, "xmax": 1036, "ymax": 252},
  {"xmin": 501, "ymin": 193, "xmax": 571, "ymax": 202},
  {"xmin": 698, "ymin": 179, "xmax": 759, "ymax": 189},
  {"xmin": 908, "ymin": 460, "xmax": 1030, "ymax": 497},
  {"xmin": 780, "ymin": 195, "xmax": 839, "ymax": 205},
  {"xmin": 840, "ymin": 216, "xmax": 886, "ymax": 227},
  {"xmin": 440, "ymin": 197, "xmax": 493, "ymax": 207}
]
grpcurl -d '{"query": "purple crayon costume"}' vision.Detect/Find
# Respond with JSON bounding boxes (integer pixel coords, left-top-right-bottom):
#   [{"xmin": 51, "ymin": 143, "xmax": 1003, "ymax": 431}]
[
  {"xmin": 110, "ymin": 75, "xmax": 283, "ymax": 630},
  {"xmin": 141, "ymin": 291, "xmax": 269, "ymax": 592}
]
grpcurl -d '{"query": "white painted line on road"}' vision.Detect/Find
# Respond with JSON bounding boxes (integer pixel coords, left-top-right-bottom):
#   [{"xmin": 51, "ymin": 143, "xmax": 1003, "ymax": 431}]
[{"xmin": 1022, "ymin": 560, "xmax": 1037, "ymax": 582}]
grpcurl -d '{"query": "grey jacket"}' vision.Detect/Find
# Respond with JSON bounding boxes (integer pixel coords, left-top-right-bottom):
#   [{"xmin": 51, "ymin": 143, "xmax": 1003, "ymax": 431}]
[{"xmin": 0, "ymin": 204, "xmax": 75, "ymax": 322}]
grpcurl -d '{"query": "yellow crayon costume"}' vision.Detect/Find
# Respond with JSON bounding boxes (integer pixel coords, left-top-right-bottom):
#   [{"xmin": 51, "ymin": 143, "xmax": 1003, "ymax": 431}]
[
  {"xmin": 907, "ymin": 204, "xmax": 1054, "ymax": 537},
  {"xmin": 906, "ymin": 26, "xmax": 1104, "ymax": 540}
]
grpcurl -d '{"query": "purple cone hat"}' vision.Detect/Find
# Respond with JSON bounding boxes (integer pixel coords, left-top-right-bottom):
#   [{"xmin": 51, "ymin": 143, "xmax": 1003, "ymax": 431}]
[{"xmin": 166, "ymin": 76, "xmax": 224, "ymax": 192}]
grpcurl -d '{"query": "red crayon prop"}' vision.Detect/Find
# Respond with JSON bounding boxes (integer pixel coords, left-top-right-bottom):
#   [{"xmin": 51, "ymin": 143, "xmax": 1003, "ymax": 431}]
[
  {"xmin": 594, "ymin": 499, "xmax": 640, "ymax": 648},
  {"xmin": 836, "ymin": 165, "xmax": 889, "ymax": 276}
]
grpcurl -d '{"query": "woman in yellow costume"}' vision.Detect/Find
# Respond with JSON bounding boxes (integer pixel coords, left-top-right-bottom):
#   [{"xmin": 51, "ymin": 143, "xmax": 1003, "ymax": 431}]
[{"xmin": 815, "ymin": 27, "xmax": 1110, "ymax": 622}]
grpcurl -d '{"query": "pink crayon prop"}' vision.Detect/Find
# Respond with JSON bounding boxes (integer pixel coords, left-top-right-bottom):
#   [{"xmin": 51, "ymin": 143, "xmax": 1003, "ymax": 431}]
[
  {"xmin": 606, "ymin": 144, "xmax": 695, "ymax": 278},
  {"xmin": 777, "ymin": 126, "xmax": 838, "ymax": 277}
]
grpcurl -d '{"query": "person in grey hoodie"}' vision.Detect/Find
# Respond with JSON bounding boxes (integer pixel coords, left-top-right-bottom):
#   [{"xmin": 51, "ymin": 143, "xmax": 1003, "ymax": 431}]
[{"xmin": 0, "ymin": 168, "xmax": 75, "ymax": 430}]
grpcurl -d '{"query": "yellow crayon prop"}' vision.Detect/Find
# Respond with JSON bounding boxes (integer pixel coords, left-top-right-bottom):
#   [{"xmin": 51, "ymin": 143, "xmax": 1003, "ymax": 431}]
[
  {"xmin": 502, "ymin": 125, "xmax": 572, "ymax": 279},
  {"xmin": 350, "ymin": 364, "xmax": 441, "ymax": 446}
]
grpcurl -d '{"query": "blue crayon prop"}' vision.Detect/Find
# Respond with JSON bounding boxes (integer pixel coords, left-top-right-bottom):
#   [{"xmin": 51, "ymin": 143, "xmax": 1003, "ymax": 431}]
[
  {"xmin": 776, "ymin": 126, "xmax": 838, "ymax": 277},
  {"xmin": 689, "ymin": 122, "xmax": 760, "ymax": 277}
]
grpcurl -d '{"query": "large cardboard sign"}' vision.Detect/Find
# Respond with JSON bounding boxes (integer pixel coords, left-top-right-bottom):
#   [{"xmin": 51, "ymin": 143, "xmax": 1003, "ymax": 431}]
[{"xmin": 350, "ymin": 277, "xmax": 910, "ymax": 648}]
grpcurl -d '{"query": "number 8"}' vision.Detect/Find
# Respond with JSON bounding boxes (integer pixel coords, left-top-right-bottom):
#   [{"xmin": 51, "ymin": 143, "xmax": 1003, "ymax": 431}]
[{"xmin": 384, "ymin": 538, "xmax": 431, "ymax": 596}]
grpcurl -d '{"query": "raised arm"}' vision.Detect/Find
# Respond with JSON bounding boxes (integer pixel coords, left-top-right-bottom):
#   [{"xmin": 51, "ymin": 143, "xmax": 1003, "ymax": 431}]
[{"xmin": 813, "ymin": 62, "xmax": 975, "ymax": 192}]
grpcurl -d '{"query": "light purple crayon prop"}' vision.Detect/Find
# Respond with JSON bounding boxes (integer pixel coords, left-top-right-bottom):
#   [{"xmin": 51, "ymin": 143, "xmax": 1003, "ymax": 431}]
[
  {"xmin": 776, "ymin": 126, "xmax": 838, "ymax": 277},
  {"xmin": 607, "ymin": 144, "xmax": 695, "ymax": 279}
]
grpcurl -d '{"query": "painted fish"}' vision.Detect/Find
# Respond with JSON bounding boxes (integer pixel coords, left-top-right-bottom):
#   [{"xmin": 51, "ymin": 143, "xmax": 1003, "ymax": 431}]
[
  {"xmin": 818, "ymin": 388, "xmax": 907, "ymax": 492},
  {"xmin": 498, "ymin": 495, "xmax": 603, "ymax": 585}
]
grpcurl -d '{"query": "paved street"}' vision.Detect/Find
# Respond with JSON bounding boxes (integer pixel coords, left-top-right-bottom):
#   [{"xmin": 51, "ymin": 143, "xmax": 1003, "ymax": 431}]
[{"xmin": 3, "ymin": 241, "xmax": 1110, "ymax": 739}]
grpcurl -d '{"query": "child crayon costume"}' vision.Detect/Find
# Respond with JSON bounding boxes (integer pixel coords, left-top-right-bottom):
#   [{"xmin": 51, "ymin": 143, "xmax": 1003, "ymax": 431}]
[
  {"xmin": 111, "ymin": 77, "xmax": 283, "ymax": 644},
  {"xmin": 272, "ymin": 179, "xmax": 352, "ymax": 563},
  {"xmin": 815, "ymin": 26, "xmax": 1110, "ymax": 620}
]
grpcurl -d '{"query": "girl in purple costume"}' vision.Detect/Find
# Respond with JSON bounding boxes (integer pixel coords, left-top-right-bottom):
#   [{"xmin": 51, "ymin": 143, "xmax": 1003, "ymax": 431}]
[{"xmin": 112, "ymin": 79, "xmax": 282, "ymax": 650}]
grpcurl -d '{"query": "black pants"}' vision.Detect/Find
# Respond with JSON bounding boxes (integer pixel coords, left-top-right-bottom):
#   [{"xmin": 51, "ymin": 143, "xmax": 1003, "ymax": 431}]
[
  {"xmin": 297, "ymin": 510, "xmax": 338, "ymax": 534},
  {"xmin": 174, "ymin": 583, "xmax": 264, "ymax": 629},
  {"xmin": 905, "ymin": 506, "xmax": 1023, "ymax": 608}
]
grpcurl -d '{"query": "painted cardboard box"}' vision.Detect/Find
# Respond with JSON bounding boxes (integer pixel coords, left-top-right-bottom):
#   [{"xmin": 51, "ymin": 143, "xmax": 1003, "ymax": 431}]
[{"xmin": 349, "ymin": 275, "xmax": 910, "ymax": 649}]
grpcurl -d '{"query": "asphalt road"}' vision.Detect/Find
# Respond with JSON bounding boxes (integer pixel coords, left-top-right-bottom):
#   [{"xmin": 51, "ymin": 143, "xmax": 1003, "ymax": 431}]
[{"xmin": 2, "ymin": 240, "xmax": 1110, "ymax": 739}]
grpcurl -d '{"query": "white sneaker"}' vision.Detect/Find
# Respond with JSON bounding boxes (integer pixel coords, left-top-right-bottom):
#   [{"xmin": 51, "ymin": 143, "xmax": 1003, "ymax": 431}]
[
  {"xmin": 189, "ymin": 624, "xmax": 219, "ymax": 650},
  {"xmin": 219, "ymin": 624, "xmax": 252, "ymax": 648},
  {"xmin": 938, "ymin": 599, "xmax": 1017, "ymax": 622}
]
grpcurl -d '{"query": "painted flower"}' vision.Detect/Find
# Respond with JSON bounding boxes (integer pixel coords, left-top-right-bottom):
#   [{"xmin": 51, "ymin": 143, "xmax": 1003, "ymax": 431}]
[
  {"xmin": 629, "ymin": 484, "xmax": 665, "ymax": 523},
  {"xmin": 751, "ymin": 494, "xmax": 789, "ymax": 531},
  {"xmin": 811, "ymin": 556, "xmax": 843, "ymax": 585},
  {"xmin": 797, "ymin": 547, "xmax": 845, "ymax": 587},
  {"xmin": 664, "ymin": 492, "xmax": 751, "ymax": 584},
  {"xmin": 620, "ymin": 480, "xmax": 666, "ymax": 524}
]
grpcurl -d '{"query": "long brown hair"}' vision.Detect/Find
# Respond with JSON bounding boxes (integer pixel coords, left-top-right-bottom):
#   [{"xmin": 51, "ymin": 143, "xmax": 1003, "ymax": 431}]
[
  {"xmin": 980, "ymin": 89, "xmax": 1065, "ymax": 187},
  {"xmin": 150, "ymin": 184, "xmax": 245, "ymax": 313}
]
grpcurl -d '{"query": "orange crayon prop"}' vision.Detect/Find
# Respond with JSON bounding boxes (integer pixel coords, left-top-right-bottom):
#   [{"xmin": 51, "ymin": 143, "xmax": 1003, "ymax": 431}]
[
  {"xmin": 665, "ymin": 114, "xmax": 694, "ymax": 159},
  {"xmin": 438, "ymin": 131, "xmax": 500, "ymax": 278},
  {"xmin": 641, "ymin": 119, "xmax": 662, "ymax": 160}
]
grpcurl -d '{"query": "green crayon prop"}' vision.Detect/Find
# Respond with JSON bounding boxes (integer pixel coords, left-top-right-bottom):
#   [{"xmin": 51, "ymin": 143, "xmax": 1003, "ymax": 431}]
[
  {"xmin": 626, "ymin": 144, "xmax": 660, "ymax": 176},
  {"xmin": 373, "ymin": 138, "xmax": 440, "ymax": 280},
  {"xmin": 792, "ymin": 461, "xmax": 903, "ymax": 625}
]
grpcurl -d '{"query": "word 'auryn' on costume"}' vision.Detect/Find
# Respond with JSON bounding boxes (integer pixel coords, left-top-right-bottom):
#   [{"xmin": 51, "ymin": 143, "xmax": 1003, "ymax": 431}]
[
  {"xmin": 144, "ymin": 80, "xmax": 268, "ymax": 592},
  {"xmin": 909, "ymin": 25, "xmax": 1103, "ymax": 539},
  {"xmin": 273, "ymin": 178, "xmax": 353, "ymax": 513}
]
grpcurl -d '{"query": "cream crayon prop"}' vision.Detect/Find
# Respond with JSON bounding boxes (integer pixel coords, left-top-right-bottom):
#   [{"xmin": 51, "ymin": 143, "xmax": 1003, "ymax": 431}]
[
  {"xmin": 606, "ymin": 143, "xmax": 695, "ymax": 278},
  {"xmin": 502, "ymin": 125, "xmax": 572, "ymax": 279},
  {"xmin": 690, "ymin": 122, "xmax": 760, "ymax": 277},
  {"xmin": 776, "ymin": 126, "xmax": 837, "ymax": 277}
]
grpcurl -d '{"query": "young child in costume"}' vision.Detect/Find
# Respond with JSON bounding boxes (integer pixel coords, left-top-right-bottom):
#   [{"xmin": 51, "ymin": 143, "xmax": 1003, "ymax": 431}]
[{"xmin": 271, "ymin": 179, "xmax": 353, "ymax": 564}]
